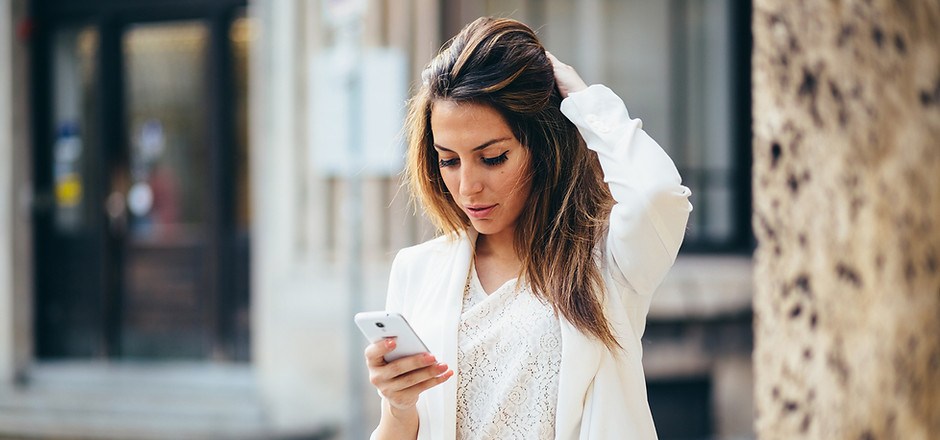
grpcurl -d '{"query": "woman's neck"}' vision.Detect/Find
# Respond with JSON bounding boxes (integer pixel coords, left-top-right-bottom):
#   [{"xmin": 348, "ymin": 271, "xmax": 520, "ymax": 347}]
[
  {"xmin": 474, "ymin": 230, "xmax": 524, "ymax": 294},
  {"xmin": 475, "ymin": 227, "xmax": 517, "ymax": 260}
]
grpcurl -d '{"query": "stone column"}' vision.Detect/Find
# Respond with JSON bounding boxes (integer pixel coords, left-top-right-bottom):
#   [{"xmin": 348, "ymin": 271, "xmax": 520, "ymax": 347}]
[
  {"xmin": 0, "ymin": 0, "xmax": 33, "ymax": 385},
  {"xmin": 752, "ymin": 0, "xmax": 940, "ymax": 438},
  {"xmin": 0, "ymin": 0, "xmax": 13, "ymax": 385}
]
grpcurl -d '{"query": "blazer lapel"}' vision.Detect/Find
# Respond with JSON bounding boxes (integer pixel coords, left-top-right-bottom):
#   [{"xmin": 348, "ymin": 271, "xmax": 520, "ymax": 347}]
[{"xmin": 555, "ymin": 318, "xmax": 603, "ymax": 440}]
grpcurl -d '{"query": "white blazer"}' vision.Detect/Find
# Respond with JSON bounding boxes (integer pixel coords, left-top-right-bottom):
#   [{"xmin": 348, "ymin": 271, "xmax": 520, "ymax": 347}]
[{"xmin": 376, "ymin": 85, "xmax": 692, "ymax": 440}]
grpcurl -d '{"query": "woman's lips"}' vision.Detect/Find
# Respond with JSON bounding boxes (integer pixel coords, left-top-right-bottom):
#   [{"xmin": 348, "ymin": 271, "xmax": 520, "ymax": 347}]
[{"xmin": 465, "ymin": 204, "xmax": 496, "ymax": 219}]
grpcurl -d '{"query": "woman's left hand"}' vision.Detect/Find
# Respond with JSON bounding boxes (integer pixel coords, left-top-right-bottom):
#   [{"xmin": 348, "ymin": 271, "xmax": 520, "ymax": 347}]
[{"xmin": 546, "ymin": 51, "xmax": 588, "ymax": 99}]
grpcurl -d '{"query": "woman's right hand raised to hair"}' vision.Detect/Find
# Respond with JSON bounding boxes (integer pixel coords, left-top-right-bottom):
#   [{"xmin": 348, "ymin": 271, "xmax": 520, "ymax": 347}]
[
  {"xmin": 365, "ymin": 338, "xmax": 453, "ymax": 438},
  {"xmin": 546, "ymin": 51, "xmax": 588, "ymax": 99}
]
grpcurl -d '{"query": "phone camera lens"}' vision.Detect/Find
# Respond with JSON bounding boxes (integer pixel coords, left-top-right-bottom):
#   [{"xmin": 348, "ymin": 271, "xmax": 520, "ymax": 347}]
[{"xmin": 376, "ymin": 322, "xmax": 385, "ymax": 328}]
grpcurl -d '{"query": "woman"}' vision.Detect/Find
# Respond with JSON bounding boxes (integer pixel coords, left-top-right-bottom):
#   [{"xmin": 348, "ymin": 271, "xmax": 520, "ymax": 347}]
[{"xmin": 364, "ymin": 17, "xmax": 692, "ymax": 439}]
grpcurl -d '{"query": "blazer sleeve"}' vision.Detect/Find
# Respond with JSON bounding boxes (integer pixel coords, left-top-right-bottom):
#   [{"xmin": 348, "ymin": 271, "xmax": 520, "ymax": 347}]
[
  {"xmin": 370, "ymin": 250, "xmax": 407, "ymax": 440},
  {"xmin": 560, "ymin": 84, "xmax": 692, "ymax": 297},
  {"xmin": 385, "ymin": 249, "xmax": 407, "ymax": 313}
]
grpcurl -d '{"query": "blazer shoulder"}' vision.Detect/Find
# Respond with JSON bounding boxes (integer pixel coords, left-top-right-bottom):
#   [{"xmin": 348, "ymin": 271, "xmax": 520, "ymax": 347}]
[
  {"xmin": 395, "ymin": 234, "xmax": 452, "ymax": 258},
  {"xmin": 392, "ymin": 234, "xmax": 463, "ymax": 274},
  {"xmin": 387, "ymin": 233, "xmax": 469, "ymax": 313}
]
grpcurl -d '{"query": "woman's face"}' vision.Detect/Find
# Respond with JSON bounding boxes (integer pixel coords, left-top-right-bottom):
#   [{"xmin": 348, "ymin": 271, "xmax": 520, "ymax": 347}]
[{"xmin": 430, "ymin": 100, "xmax": 532, "ymax": 240}]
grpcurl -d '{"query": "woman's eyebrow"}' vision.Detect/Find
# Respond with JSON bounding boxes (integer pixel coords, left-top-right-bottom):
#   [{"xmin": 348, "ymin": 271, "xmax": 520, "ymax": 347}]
[{"xmin": 433, "ymin": 137, "xmax": 513, "ymax": 153}]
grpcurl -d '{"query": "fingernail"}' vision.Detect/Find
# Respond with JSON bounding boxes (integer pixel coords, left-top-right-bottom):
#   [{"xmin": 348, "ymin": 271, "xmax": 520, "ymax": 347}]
[
  {"xmin": 424, "ymin": 353, "xmax": 436, "ymax": 363},
  {"xmin": 437, "ymin": 363, "xmax": 448, "ymax": 372},
  {"xmin": 385, "ymin": 339, "xmax": 396, "ymax": 349}
]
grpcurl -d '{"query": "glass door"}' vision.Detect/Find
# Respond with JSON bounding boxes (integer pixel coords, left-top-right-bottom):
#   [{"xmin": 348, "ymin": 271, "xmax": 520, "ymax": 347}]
[
  {"xmin": 35, "ymin": 4, "xmax": 251, "ymax": 361},
  {"xmin": 116, "ymin": 21, "xmax": 212, "ymax": 358},
  {"xmin": 35, "ymin": 25, "xmax": 105, "ymax": 358}
]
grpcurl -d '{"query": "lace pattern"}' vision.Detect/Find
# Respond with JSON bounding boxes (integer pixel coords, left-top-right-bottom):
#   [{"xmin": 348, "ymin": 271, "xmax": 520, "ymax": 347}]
[{"xmin": 455, "ymin": 264, "xmax": 562, "ymax": 439}]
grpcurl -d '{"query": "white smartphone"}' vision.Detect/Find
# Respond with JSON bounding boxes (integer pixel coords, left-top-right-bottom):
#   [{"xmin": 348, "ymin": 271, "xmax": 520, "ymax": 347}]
[{"xmin": 354, "ymin": 311, "xmax": 431, "ymax": 363}]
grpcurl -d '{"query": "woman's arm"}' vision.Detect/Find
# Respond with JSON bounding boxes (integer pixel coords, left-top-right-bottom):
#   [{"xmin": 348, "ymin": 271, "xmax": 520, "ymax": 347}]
[
  {"xmin": 550, "ymin": 54, "xmax": 693, "ymax": 297},
  {"xmin": 365, "ymin": 338, "xmax": 453, "ymax": 439},
  {"xmin": 368, "ymin": 250, "xmax": 454, "ymax": 439},
  {"xmin": 376, "ymin": 399, "xmax": 419, "ymax": 439}
]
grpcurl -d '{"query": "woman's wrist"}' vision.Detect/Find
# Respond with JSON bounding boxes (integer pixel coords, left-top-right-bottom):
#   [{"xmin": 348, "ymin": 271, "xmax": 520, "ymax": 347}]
[
  {"xmin": 388, "ymin": 403, "xmax": 418, "ymax": 421},
  {"xmin": 375, "ymin": 399, "xmax": 419, "ymax": 440}
]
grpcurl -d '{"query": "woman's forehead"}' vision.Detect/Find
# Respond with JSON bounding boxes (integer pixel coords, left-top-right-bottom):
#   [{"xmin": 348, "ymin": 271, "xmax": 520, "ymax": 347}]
[{"xmin": 430, "ymin": 100, "xmax": 517, "ymax": 148}]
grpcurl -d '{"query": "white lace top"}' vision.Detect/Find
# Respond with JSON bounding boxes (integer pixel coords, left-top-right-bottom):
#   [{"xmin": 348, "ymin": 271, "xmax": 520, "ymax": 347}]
[{"xmin": 455, "ymin": 264, "xmax": 563, "ymax": 440}]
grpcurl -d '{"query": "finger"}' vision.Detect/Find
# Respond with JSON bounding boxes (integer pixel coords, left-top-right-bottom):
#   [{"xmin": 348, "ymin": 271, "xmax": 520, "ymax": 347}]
[
  {"xmin": 368, "ymin": 351, "xmax": 437, "ymax": 390},
  {"xmin": 385, "ymin": 352, "xmax": 438, "ymax": 378},
  {"xmin": 364, "ymin": 338, "xmax": 396, "ymax": 367},
  {"xmin": 387, "ymin": 362, "xmax": 450, "ymax": 391},
  {"xmin": 545, "ymin": 50, "xmax": 556, "ymax": 61},
  {"xmin": 398, "ymin": 368, "xmax": 455, "ymax": 397},
  {"xmin": 385, "ymin": 368, "xmax": 455, "ymax": 410},
  {"xmin": 546, "ymin": 51, "xmax": 571, "ymax": 69}
]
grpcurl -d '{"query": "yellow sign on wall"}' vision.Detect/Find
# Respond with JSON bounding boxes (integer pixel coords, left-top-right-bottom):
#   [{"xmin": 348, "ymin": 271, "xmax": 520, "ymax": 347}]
[{"xmin": 55, "ymin": 173, "xmax": 83, "ymax": 208}]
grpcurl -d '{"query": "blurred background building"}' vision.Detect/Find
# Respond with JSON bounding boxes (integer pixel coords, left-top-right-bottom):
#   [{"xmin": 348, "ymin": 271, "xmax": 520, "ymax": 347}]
[{"xmin": 0, "ymin": 0, "xmax": 754, "ymax": 438}]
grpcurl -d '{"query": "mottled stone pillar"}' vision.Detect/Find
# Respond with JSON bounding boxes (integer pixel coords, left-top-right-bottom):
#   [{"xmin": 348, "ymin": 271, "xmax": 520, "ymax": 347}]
[{"xmin": 752, "ymin": 0, "xmax": 940, "ymax": 438}]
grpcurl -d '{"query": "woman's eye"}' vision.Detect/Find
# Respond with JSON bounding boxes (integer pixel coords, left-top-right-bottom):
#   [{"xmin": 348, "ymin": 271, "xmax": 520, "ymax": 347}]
[
  {"xmin": 439, "ymin": 158, "xmax": 458, "ymax": 168},
  {"xmin": 482, "ymin": 151, "xmax": 509, "ymax": 166}
]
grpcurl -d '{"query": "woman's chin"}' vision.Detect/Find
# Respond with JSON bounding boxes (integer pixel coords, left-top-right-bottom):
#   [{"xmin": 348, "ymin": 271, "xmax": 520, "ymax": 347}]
[{"xmin": 469, "ymin": 219, "xmax": 512, "ymax": 238}]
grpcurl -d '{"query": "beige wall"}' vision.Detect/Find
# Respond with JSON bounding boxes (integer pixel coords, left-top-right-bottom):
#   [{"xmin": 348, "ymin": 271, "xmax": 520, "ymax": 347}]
[
  {"xmin": 250, "ymin": 0, "xmax": 440, "ymax": 435},
  {"xmin": 753, "ymin": 0, "xmax": 940, "ymax": 438}
]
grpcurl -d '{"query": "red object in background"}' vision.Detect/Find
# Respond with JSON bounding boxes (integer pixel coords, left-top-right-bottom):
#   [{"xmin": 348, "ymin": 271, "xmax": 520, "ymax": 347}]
[{"xmin": 16, "ymin": 17, "xmax": 34, "ymax": 42}]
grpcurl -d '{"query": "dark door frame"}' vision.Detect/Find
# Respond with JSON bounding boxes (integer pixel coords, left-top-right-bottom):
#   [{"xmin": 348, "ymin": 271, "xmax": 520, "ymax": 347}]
[{"xmin": 30, "ymin": 0, "xmax": 248, "ymax": 360}]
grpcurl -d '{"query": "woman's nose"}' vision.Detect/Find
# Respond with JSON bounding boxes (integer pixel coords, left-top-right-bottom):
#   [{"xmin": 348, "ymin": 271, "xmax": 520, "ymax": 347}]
[{"xmin": 458, "ymin": 164, "xmax": 484, "ymax": 196}]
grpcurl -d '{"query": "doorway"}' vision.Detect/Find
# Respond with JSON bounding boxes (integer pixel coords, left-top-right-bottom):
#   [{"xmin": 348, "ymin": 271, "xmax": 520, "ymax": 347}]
[{"xmin": 32, "ymin": 1, "xmax": 250, "ymax": 361}]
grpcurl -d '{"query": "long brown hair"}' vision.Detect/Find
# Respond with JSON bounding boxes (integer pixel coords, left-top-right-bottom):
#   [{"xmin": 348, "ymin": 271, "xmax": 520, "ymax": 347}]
[{"xmin": 404, "ymin": 17, "xmax": 618, "ymax": 349}]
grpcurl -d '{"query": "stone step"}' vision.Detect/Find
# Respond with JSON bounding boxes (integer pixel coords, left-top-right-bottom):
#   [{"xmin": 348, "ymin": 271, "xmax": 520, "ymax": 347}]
[
  {"xmin": 23, "ymin": 361, "xmax": 259, "ymax": 391},
  {"xmin": 0, "ymin": 361, "xmax": 271, "ymax": 440},
  {"xmin": 0, "ymin": 387, "xmax": 262, "ymax": 416},
  {"xmin": 0, "ymin": 409, "xmax": 265, "ymax": 440}
]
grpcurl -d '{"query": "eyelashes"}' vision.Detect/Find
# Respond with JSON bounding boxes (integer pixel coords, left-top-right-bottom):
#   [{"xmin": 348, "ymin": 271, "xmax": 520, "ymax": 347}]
[
  {"xmin": 482, "ymin": 151, "xmax": 509, "ymax": 166},
  {"xmin": 438, "ymin": 150, "xmax": 510, "ymax": 168}
]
